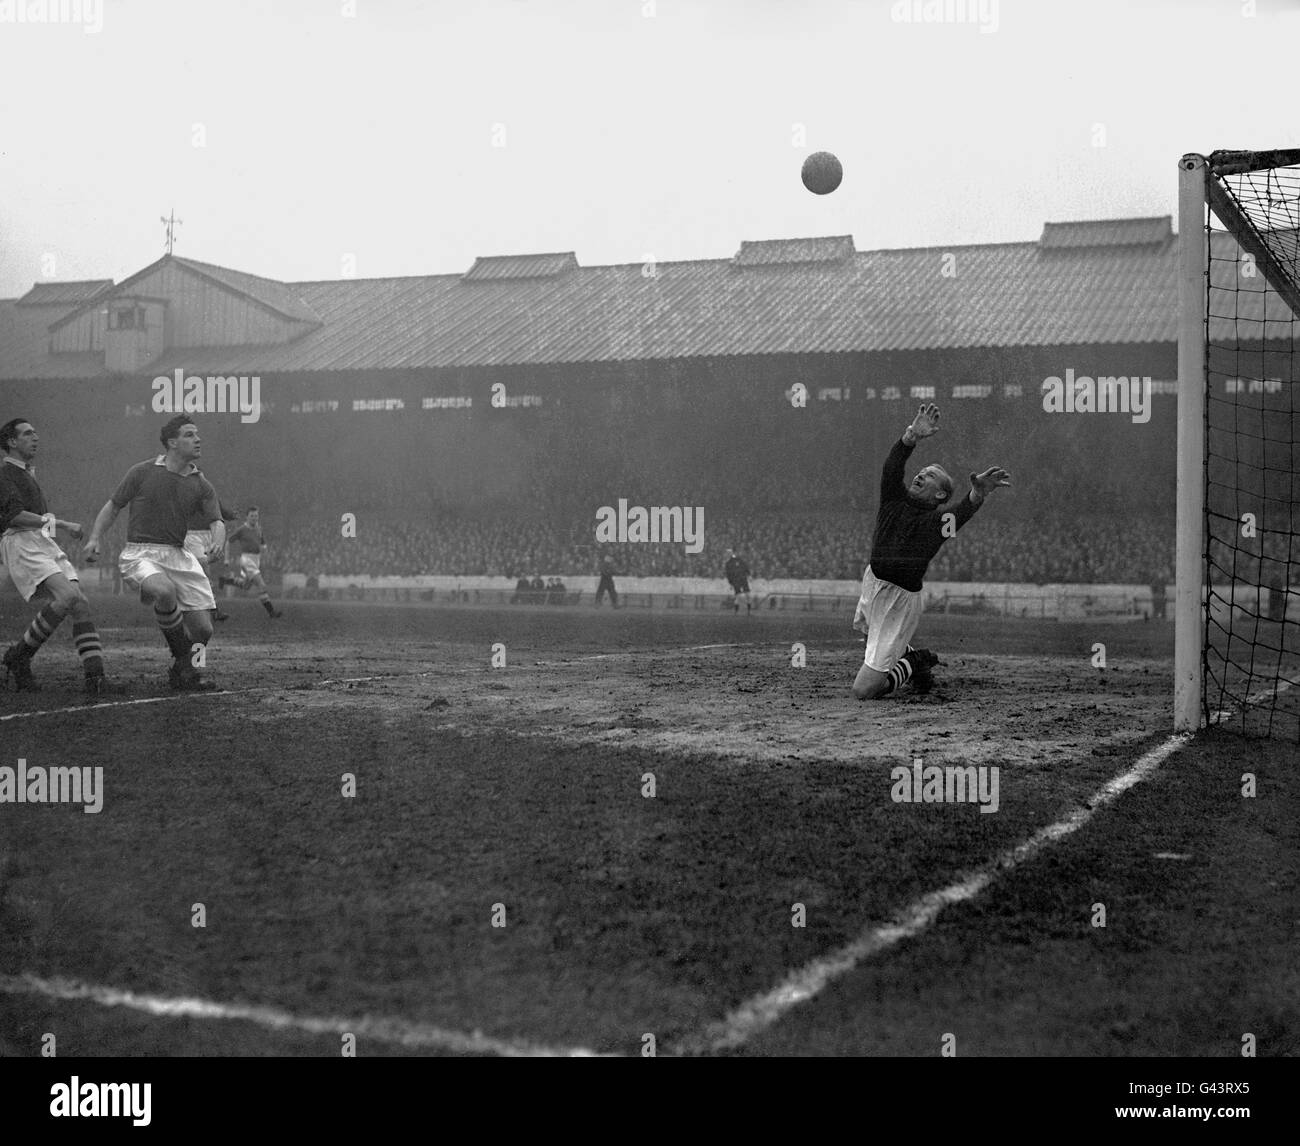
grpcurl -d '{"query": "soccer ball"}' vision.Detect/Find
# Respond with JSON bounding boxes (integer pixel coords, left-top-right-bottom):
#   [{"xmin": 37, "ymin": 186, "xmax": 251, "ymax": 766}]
[{"xmin": 801, "ymin": 151, "xmax": 843, "ymax": 195}]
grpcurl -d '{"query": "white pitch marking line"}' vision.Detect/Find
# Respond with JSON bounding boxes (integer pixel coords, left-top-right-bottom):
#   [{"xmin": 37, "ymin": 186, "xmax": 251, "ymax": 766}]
[
  {"xmin": 671, "ymin": 731, "xmax": 1194, "ymax": 1056},
  {"xmin": 0, "ymin": 644, "xmax": 765, "ymax": 721},
  {"xmin": 0, "ymin": 671, "xmax": 438, "ymax": 723},
  {"xmin": 0, "ymin": 973, "xmax": 608, "ymax": 1057},
  {"xmin": 0, "ymin": 693, "xmax": 222, "ymax": 722},
  {"xmin": 532, "ymin": 642, "xmax": 755, "ymax": 666}
]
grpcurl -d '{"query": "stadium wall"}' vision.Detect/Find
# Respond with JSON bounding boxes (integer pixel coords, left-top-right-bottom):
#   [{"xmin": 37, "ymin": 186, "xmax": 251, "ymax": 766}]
[{"xmin": 281, "ymin": 574, "xmax": 1176, "ymax": 621}]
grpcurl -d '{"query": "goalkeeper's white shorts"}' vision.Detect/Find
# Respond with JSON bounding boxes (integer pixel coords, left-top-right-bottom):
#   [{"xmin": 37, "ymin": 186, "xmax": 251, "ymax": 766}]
[{"xmin": 853, "ymin": 564, "xmax": 923, "ymax": 672}]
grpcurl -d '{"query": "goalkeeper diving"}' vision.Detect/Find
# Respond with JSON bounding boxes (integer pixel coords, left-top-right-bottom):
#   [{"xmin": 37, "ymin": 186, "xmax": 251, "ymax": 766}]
[{"xmin": 852, "ymin": 403, "xmax": 1011, "ymax": 700}]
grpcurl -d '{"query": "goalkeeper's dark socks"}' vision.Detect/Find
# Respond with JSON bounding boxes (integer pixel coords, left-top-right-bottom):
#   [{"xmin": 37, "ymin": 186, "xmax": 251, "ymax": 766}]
[
  {"xmin": 155, "ymin": 604, "xmax": 192, "ymax": 660},
  {"xmin": 19, "ymin": 603, "xmax": 67, "ymax": 656},
  {"xmin": 71, "ymin": 619, "xmax": 104, "ymax": 677}
]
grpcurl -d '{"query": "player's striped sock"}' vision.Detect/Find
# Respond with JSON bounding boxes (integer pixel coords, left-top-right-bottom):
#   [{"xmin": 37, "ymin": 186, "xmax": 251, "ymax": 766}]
[
  {"xmin": 19, "ymin": 603, "xmax": 67, "ymax": 657},
  {"xmin": 155, "ymin": 604, "xmax": 191, "ymax": 660},
  {"xmin": 881, "ymin": 656, "xmax": 914, "ymax": 695},
  {"xmin": 71, "ymin": 620, "xmax": 104, "ymax": 676}
]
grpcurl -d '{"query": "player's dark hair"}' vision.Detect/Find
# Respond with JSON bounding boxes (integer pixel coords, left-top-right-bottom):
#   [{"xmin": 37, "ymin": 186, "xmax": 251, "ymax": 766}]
[
  {"xmin": 246, "ymin": 505, "xmax": 259, "ymax": 514},
  {"xmin": 0, "ymin": 418, "xmax": 31, "ymax": 452},
  {"xmin": 160, "ymin": 414, "xmax": 195, "ymax": 449}
]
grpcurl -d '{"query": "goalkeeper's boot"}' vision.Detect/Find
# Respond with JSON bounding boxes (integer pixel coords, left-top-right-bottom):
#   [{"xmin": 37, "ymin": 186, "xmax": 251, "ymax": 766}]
[{"xmin": 908, "ymin": 648, "xmax": 941, "ymax": 694}]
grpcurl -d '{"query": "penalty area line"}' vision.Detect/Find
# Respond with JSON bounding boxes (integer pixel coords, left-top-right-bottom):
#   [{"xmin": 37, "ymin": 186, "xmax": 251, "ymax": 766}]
[
  {"xmin": 531, "ymin": 642, "xmax": 758, "ymax": 666},
  {"xmin": 669, "ymin": 731, "xmax": 1194, "ymax": 1056},
  {"xmin": 0, "ymin": 973, "xmax": 609, "ymax": 1058},
  {"xmin": 0, "ymin": 645, "xmax": 764, "ymax": 723},
  {"xmin": 0, "ymin": 670, "xmax": 444, "ymax": 723}
]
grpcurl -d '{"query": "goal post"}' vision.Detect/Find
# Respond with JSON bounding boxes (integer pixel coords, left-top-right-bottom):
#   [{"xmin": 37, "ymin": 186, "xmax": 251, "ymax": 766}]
[
  {"xmin": 1174, "ymin": 154, "xmax": 1207, "ymax": 732},
  {"xmin": 1176, "ymin": 148, "xmax": 1300, "ymax": 739}
]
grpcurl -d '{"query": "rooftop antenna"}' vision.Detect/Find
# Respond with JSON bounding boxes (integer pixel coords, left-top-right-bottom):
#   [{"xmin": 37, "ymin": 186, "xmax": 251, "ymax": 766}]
[{"xmin": 161, "ymin": 209, "xmax": 183, "ymax": 255}]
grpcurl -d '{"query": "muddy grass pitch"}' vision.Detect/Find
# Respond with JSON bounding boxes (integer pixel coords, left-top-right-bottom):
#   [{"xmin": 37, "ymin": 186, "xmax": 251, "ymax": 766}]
[{"xmin": 0, "ymin": 597, "xmax": 1294, "ymax": 1056}]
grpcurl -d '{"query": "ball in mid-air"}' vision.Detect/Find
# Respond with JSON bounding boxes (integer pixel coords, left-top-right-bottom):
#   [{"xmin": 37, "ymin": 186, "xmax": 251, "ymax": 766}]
[{"xmin": 801, "ymin": 150, "xmax": 842, "ymax": 195}]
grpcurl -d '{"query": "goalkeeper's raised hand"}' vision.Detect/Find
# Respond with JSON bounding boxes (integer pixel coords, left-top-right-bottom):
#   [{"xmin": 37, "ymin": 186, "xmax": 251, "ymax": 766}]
[
  {"xmin": 903, "ymin": 403, "xmax": 941, "ymax": 446},
  {"xmin": 969, "ymin": 466, "xmax": 1012, "ymax": 504}
]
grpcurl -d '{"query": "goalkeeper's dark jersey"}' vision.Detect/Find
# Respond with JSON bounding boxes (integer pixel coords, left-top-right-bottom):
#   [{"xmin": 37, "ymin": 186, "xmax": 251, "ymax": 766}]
[{"xmin": 869, "ymin": 438, "xmax": 980, "ymax": 592}]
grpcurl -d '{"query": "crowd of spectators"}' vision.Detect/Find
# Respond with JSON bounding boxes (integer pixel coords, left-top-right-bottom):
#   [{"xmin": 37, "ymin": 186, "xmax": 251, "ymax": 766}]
[
  {"xmin": 273, "ymin": 508, "xmax": 1178, "ymax": 585},
  {"xmin": 242, "ymin": 411, "xmax": 1253, "ymax": 587}
]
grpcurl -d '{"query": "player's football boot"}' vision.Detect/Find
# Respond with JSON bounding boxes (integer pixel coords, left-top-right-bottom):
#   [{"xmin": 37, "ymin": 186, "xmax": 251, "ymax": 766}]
[
  {"xmin": 168, "ymin": 662, "xmax": 218, "ymax": 692},
  {"xmin": 908, "ymin": 648, "xmax": 941, "ymax": 694},
  {"xmin": 214, "ymin": 611, "xmax": 230, "ymax": 622},
  {"xmin": 2, "ymin": 644, "xmax": 39, "ymax": 691},
  {"xmin": 269, "ymin": 609, "xmax": 283, "ymax": 619},
  {"xmin": 84, "ymin": 672, "xmax": 128, "ymax": 698}
]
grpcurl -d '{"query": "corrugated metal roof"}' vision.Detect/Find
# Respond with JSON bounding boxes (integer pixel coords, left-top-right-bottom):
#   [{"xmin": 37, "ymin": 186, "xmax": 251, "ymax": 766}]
[
  {"xmin": 0, "ymin": 218, "xmax": 1288, "ymax": 380},
  {"xmin": 1039, "ymin": 217, "xmax": 1173, "ymax": 249},
  {"xmin": 43, "ymin": 254, "xmax": 324, "ymax": 334},
  {"xmin": 0, "ymin": 293, "xmax": 102, "ymax": 377},
  {"xmin": 16, "ymin": 280, "xmax": 114, "ymax": 307},
  {"xmin": 733, "ymin": 236, "xmax": 855, "ymax": 266},
  {"xmin": 463, "ymin": 253, "xmax": 578, "ymax": 281},
  {"xmin": 170, "ymin": 256, "xmax": 323, "ymax": 325}
]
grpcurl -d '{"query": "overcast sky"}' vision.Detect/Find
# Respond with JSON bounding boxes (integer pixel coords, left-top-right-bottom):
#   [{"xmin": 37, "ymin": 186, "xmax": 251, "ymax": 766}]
[{"xmin": 1, "ymin": 0, "xmax": 1297, "ymax": 298}]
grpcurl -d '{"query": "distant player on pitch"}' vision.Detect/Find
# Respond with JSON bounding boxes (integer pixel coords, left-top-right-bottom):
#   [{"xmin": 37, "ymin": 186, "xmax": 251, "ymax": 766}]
[
  {"xmin": 852, "ymin": 403, "xmax": 1010, "ymax": 700},
  {"xmin": 594, "ymin": 553, "xmax": 619, "ymax": 608},
  {"xmin": 724, "ymin": 548, "xmax": 754, "ymax": 613},
  {"xmin": 220, "ymin": 507, "xmax": 283, "ymax": 618}
]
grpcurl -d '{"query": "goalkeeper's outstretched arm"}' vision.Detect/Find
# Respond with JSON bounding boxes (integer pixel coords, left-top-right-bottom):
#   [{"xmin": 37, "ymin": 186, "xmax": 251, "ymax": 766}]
[
  {"xmin": 881, "ymin": 403, "xmax": 941, "ymax": 503},
  {"xmin": 967, "ymin": 465, "xmax": 1012, "ymax": 506}
]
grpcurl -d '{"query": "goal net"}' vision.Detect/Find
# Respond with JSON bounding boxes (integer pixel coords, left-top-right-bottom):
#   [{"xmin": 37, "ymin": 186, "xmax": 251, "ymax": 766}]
[{"xmin": 1177, "ymin": 149, "xmax": 1300, "ymax": 740}]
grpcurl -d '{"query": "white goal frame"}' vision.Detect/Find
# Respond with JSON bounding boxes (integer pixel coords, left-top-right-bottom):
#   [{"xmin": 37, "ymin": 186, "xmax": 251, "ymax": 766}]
[
  {"xmin": 1174, "ymin": 148, "xmax": 1300, "ymax": 732},
  {"xmin": 1174, "ymin": 154, "xmax": 1207, "ymax": 732}
]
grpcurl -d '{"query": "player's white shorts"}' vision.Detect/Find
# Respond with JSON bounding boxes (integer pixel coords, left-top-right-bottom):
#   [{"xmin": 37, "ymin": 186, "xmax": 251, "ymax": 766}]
[
  {"xmin": 0, "ymin": 529, "xmax": 79, "ymax": 602},
  {"xmin": 184, "ymin": 530, "xmax": 217, "ymax": 566},
  {"xmin": 233, "ymin": 553, "xmax": 261, "ymax": 581},
  {"xmin": 119, "ymin": 542, "xmax": 216, "ymax": 611},
  {"xmin": 853, "ymin": 564, "xmax": 924, "ymax": 672}
]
